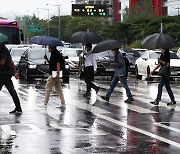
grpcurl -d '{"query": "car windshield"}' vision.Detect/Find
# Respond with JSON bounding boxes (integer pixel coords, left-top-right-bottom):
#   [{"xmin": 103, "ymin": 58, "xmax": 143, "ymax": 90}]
[
  {"xmin": 124, "ymin": 50, "xmax": 141, "ymax": 57},
  {"xmin": 63, "ymin": 50, "xmax": 79, "ymax": 57},
  {"xmin": 96, "ymin": 50, "xmax": 114, "ymax": 58},
  {"xmin": 149, "ymin": 51, "xmax": 179, "ymax": 59},
  {"xmin": 29, "ymin": 49, "xmax": 50, "ymax": 59},
  {"xmin": 11, "ymin": 48, "xmax": 27, "ymax": 57}
]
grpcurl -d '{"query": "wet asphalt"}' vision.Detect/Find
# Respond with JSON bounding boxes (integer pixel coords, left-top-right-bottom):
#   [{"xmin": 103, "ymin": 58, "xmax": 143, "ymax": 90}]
[{"xmin": 0, "ymin": 74, "xmax": 180, "ymax": 154}]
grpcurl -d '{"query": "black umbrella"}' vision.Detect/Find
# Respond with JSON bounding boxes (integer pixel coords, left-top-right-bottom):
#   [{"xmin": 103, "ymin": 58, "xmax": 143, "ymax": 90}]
[
  {"xmin": 69, "ymin": 31, "xmax": 102, "ymax": 45},
  {"xmin": 92, "ymin": 39, "xmax": 123, "ymax": 53},
  {"xmin": 141, "ymin": 33, "xmax": 176, "ymax": 49},
  {"xmin": 29, "ymin": 35, "xmax": 63, "ymax": 46}
]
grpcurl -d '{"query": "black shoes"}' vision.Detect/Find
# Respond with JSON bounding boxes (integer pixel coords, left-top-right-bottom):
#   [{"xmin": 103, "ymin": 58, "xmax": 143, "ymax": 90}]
[
  {"xmin": 101, "ymin": 96, "xmax": 109, "ymax": 102},
  {"xmin": 150, "ymin": 100, "xmax": 159, "ymax": 105},
  {"xmin": 9, "ymin": 109, "xmax": 23, "ymax": 114},
  {"xmin": 124, "ymin": 98, "xmax": 134, "ymax": 103},
  {"xmin": 167, "ymin": 101, "xmax": 176, "ymax": 106}
]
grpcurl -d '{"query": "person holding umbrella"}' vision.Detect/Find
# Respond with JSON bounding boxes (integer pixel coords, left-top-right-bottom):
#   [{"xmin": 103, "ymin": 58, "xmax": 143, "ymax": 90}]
[
  {"xmin": 150, "ymin": 49, "xmax": 176, "ymax": 106},
  {"xmin": 83, "ymin": 43, "xmax": 100, "ymax": 97},
  {"xmin": 44, "ymin": 45, "xmax": 65, "ymax": 107},
  {"xmin": 0, "ymin": 42, "xmax": 22, "ymax": 114},
  {"xmin": 101, "ymin": 48, "xmax": 134, "ymax": 103}
]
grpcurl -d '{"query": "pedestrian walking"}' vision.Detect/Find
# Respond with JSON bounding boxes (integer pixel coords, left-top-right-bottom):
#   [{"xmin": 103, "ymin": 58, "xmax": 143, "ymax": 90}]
[
  {"xmin": 101, "ymin": 48, "xmax": 134, "ymax": 103},
  {"xmin": 0, "ymin": 43, "xmax": 22, "ymax": 114},
  {"xmin": 83, "ymin": 43, "xmax": 100, "ymax": 97},
  {"xmin": 44, "ymin": 45, "xmax": 65, "ymax": 106},
  {"xmin": 150, "ymin": 49, "xmax": 176, "ymax": 105}
]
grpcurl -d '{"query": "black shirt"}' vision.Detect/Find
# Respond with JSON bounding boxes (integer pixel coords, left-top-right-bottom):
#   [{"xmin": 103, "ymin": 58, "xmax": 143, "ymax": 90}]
[
  {"xmin": 49, "ymin": 49, "xmax": 63, "ymax": 75},
  {"xmin": 159, "ymin": 52, "xmax": 170, "ymax": 67},
  {"xmin": 0, "ymin": 46, "xmax": 13, "ymax": 76}
]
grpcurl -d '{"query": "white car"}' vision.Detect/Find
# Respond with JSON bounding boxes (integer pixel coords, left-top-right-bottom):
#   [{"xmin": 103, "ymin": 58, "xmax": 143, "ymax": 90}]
[
  {"xmin": 61, "ymin": 48, "xmax": 83, "ymax": 72},
  {"xmin": 135, "ymin": 50, "xmax": 180, "ymax": 80}
]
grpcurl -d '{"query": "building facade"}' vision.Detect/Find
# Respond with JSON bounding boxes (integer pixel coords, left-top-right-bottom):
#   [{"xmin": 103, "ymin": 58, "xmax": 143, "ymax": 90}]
[{"xmin": 75, "ymin": 0, "xmax": 178, "ymax": 22}]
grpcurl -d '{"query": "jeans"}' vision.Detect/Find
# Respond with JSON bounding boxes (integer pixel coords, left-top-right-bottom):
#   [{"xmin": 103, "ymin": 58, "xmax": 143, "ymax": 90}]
[
  {"xmin": 156, "ymin": 76, "xmax": 175, "ymax": 102},
  {"xmin": 106, "ymin": 75, "xmax": 133, "ymax": 99},
  {"xmin": 0, "ymin": 75, "xmax": 22, "ymax": 111}
]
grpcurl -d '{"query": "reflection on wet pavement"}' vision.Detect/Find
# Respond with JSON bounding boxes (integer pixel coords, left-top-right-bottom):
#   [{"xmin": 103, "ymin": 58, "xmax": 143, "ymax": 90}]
[{"xmin": 0, "ymin": 76, "xmax": 180, "ymax": 153}]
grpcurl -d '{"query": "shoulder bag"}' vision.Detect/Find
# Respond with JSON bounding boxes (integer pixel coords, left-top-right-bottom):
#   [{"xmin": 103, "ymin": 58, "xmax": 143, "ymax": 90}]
[{"xmin": 158, "ymin": 66, "xmax": 170, "ymax": 76}]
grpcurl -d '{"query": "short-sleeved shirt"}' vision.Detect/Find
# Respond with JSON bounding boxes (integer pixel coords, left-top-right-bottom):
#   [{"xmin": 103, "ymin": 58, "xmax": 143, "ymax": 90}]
[
  {"xmin": 0, "ymin": 46, "xmax": 13, "ymax": 76},
  {"xmin": 49, "ymin": 49, "xmax": 63, "ymax": 75},
  {"xmin": 159, "ymin": 53, "xmax": 170, "ymax": 67}
]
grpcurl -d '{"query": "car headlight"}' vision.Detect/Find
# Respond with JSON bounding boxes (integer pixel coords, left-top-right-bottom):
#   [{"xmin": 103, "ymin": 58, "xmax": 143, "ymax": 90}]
[{"xmin": 29, "ymin": 64, "xmax": 37, "ymax": 69}]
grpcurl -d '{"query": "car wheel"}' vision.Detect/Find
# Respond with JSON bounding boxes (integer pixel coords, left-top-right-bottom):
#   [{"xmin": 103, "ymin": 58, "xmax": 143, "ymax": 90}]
[
  {"xmin": 146, "ymin": 67, "xmax": 154, "ymax": 81},
  {"xmin": 135, "ymin": 66, "xmax": 142, "ymax": 80},
  {"xmin": 25, "ymin": 68, "xmax": 32, "ymax": 81}
]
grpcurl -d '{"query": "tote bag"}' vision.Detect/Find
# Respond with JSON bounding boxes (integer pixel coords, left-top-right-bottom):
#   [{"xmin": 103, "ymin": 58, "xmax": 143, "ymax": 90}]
[{"xmin": 158, "ymin": 66, "xmax": 170, "ymax": 76}]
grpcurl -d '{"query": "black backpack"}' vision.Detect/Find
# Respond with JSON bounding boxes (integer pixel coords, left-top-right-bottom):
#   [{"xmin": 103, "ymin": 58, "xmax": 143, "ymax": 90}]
[{"xmin": 60, "ymin": 52, "xmax": 65, "ymax": 71}]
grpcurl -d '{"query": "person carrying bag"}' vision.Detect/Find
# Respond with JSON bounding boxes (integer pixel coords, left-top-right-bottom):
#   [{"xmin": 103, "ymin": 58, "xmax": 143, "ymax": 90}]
[{"xmin": 150, "ymin": 49, "xmax": 176, "ymax": 106}]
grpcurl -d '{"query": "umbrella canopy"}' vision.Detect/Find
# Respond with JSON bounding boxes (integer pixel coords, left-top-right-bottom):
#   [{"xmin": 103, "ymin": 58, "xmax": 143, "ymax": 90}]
[
  {"xmin": 69, "ymin": 31, "xmax": 102, "ymax": 45},
  {"xmin": 141, "ymin": 33, "xmax": 176, "ymax": 49},
  {"xmin": 92, "ymin": 39, "xmax": 122, "ymax": 53},
  {"xmin": 0, "ymin": 33, "xmax": 8, "ymax": 43},
  {"xmin": 29, "ymin": 36, "xmax": 63, "ymax": 46}
]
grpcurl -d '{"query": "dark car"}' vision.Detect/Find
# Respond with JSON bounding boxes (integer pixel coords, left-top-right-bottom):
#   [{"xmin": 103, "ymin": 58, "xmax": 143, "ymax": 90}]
[
  {"xmin": 79, "ymin": 50, "xmax": 115, "ymax": 79},
  {"xmin": 96, "ymin": 50, "xmax": 115, "ymax": 77},
  {"xmin": 10, "ymin": 47, "xmax": 29, "ymax": 70},
  {"xmin": 18, "ymin": 48, "xmax": 70, "ymax": 82}
]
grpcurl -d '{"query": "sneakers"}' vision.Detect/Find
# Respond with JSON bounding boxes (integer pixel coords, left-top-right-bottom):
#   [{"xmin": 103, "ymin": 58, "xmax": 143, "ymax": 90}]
[
  {"xmin": 9, "ymin": 109, "xmax": 23, "ymax": 114},
  {"xmin": 150, "ymin": 100, "xmax": 159, "ymax": 105},
  {"xmin": 101, "ymin": 96, "xmax": 109, "ymax": 102},
  {"xmin": 124, "ymin": 98, "xmax": 134, "ymax": 103},
  {"xmin": 167, "ymin": 101, "xmax": 176, "ymax": 106}
]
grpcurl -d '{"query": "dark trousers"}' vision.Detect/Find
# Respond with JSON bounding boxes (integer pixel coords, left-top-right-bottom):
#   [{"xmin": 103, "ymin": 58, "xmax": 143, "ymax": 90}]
[
  {"xmin": 0, "ymin": 75, "xmax": 22, "ymax": 111},
  {"xmin": 156, "ymin": 76, "xmax": 175, "ymax": 102},
  {"xmin": 84, "ymin": 66, "xmax": 98, "ymax": 94}
]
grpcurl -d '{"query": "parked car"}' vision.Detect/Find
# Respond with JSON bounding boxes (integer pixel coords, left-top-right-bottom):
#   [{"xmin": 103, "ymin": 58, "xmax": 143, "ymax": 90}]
[
  {"xmin": 61, "ymin": 48, "xmax": 83, "ymax": 72},
  {"xmin": 10, "ymin": 47, "xmax": 29, "ymax": 70},
  {"xmin": 78, "ymin": 50, "xmax": 115, "ymax": 79},
  {"xmin": 177, "ymin": 47, "xmax": 180, "ymax": 58},
  {"xmin": 135, "ymin": 49, "xmax": 180, "ymax": 81},
  {"xmin": 18, "ymin": 48, "xmax": 70, "ymax": 82}
]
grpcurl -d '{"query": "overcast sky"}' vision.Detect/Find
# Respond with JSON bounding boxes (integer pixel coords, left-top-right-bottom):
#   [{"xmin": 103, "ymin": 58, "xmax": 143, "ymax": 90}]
[
  {"xmin": 0, "ymin": 0, "xmax": 73, "ymax": 19},
  {"xmin": 0, "ymin": 0, "xmax": 179, "ymax": 20}
]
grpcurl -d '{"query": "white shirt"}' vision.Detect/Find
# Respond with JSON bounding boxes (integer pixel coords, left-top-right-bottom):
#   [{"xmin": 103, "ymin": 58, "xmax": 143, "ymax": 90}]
[{"xmin": 85, "ymin": 50, "xmax": 97, "ymax": 71}]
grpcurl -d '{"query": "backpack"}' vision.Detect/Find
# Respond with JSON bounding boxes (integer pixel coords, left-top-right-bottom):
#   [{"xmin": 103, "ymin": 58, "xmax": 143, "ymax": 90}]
[{"xmin": 60, "ymin": 52, "xmax": 65, "ymax": 71}]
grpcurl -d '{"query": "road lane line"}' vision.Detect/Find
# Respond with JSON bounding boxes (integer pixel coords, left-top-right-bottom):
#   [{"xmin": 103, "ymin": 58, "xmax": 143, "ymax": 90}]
[
  {"xmin": 96, "ymin": 113, "xmax": 180, "ymax": 148},
  {"xmin": 154, "ymin": 123, "xmax": 180, "ymax": 133}
]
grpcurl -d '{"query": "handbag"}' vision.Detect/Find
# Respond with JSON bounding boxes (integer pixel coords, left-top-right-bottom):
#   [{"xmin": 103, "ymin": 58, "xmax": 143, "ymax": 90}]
[{"xmin": 158, "ymin": 66, "xmax": 170, "ymax": 76}]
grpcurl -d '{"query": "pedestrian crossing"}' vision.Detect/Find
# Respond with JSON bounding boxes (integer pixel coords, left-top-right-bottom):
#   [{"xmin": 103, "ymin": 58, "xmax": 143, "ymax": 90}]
[{"xmin": 1, "ymin": 77, "xmax": 180, "ymax": 151}]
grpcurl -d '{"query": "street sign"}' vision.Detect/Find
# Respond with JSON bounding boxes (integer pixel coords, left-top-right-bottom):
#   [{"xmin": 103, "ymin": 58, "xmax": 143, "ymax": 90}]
[
  {"xmin": 72, "ymin": 4, "xmax": 108, "ymax": 17},
  {"xmin": 26, "ymin": 24, "xmax": 42, "ymax": 33}
]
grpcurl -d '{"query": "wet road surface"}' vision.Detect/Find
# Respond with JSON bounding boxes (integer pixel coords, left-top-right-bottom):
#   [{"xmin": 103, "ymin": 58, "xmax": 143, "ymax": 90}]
[{"xmin": 0, "ymin": 75, "xmax": 180, "ymax": 154}]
